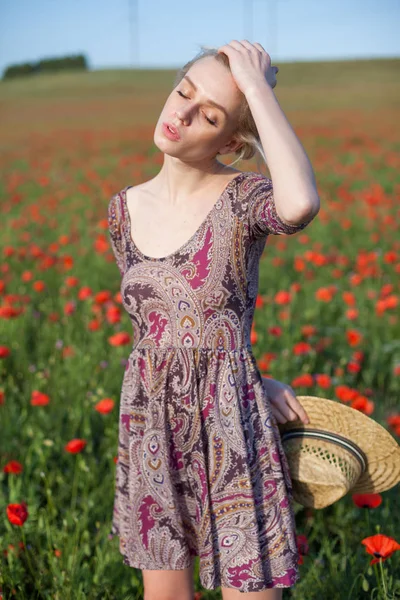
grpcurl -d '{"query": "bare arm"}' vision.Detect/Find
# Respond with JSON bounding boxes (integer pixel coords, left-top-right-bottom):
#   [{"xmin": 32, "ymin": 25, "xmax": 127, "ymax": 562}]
[{"xmin": 245, "ymin": 81, "xmax": 320, "ymax": 225}]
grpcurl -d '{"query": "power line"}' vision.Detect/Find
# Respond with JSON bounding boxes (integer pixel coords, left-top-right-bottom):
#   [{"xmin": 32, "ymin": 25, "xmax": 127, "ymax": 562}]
[
  {"xmin": 244, "ymin": 0, "xmax": 291, "ymax": 60},
  {"xmin": 129, "ymin": 0, "xmax": 139, "ymax": 67},
  {"xmin": 243, "ymin": 0, "xmax": 254, "ymax": 41}
]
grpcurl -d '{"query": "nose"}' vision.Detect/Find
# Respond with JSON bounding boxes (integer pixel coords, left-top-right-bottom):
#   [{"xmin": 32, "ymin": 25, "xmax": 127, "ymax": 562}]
[
  {"xmin": 175, "ymin": 107, "xmax": 191, "ymax": 125},
  {"xmin": 175, "ymin": 111, "xmax": 185, "ymax": 124}
]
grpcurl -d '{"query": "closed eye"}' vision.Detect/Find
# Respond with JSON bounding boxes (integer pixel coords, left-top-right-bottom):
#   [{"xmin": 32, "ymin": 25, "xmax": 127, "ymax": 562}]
[{"xmin": 176, "ymin": 90, "xmax": 217, "ymax": 126}]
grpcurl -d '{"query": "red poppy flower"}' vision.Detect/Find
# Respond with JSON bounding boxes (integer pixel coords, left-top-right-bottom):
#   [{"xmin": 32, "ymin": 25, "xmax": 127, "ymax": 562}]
[
  {"xmin": 274, "ymin": 290, "xmax": 291, "ymax": 305},
  {"xmin": 78, "ymin": 286, "xmax": 92, "ymax": 300},
  {"xmin": 31, "ymin": 391, "xmax": 50, "ymax": 406},
  {"xmin": 0, "ymin": 305, "xmax": 22, "ymax": 318},
  {"xmin": 94, "ymin": 290, "xmax": 112, "ymax": 304},
  {"xmin": 6, "ymin": 502, "xmax": 28, "ymax": 526},
  {"xmin": 291, "ymin": 373, "xmax": 314, "ymax": 387},
  {"xmin": 33, "ymin": 280, "xmax": 46, "ymax": 292},
  {"xmin": 108, "ymin": 332, "xmax": 131, "ymax": 346},
  {"xmin": 94, "ymin": 398, "xmax": 115, "ymax": 414},
  {"xmin": 3, "ymin": 460, "xmax": 24, "ymax": 474},
  {"xmin": 106, "ymin": 305, "xmax": 122, "ymax": 324},
  {"xmin": 352, "ymin": 493, "xmax": 382, "ymax": 509},
  {"xmin": 361, "ymin": 533, "xmax": 400, "ymax": 565},
  {"xmin": 65, "ymin": 276, "xmax": 79, "ymax": 287},
  {"xmin": 0, "ymin": 346, "xmax": 11, "ymax": 358},
  {"xmin": 64, "ymin": 439, "xmax": 87, "ymax": 453}
]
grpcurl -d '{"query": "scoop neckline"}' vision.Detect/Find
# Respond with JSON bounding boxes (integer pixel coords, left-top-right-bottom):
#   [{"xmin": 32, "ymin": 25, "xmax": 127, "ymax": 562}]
[{"xmin": 121, "ymin": 170, "xmax": 253, "ymax": 262}]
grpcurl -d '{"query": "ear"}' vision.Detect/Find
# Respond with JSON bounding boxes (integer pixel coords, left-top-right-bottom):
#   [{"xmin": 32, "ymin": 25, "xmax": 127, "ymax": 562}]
[{"xmin": 217, "ymin": 136, "xmax": 243, "ymax": 156}]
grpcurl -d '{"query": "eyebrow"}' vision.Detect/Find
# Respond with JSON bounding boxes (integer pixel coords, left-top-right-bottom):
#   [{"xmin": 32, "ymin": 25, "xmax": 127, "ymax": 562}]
[{"xmin": 182, "ymin": 75, "xmax": 228, "ymax": 118}]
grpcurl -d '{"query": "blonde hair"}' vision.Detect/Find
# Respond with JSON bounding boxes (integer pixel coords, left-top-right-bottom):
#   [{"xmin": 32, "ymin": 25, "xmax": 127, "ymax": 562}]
[{"xmin": 173, "ymin": 45, "xmax": 267, "ymax": 174}]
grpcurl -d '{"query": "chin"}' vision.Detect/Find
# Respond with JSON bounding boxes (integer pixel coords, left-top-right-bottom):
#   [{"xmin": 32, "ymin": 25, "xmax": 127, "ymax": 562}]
[{"xmin": 154, "ymin": 139, "xmax": 182, "ymax": 159}]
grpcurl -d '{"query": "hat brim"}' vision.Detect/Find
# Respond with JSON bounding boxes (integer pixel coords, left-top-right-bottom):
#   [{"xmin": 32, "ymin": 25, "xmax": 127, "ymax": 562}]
[{"xmin": 277, "ymin": 396, "xmax": 400, "ymax": 496}]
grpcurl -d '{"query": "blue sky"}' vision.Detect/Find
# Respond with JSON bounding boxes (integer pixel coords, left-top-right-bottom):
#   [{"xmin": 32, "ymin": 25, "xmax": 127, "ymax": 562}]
[{"xmin": 0, "ymin": 0, "xmax": 399, "ymax": 76}]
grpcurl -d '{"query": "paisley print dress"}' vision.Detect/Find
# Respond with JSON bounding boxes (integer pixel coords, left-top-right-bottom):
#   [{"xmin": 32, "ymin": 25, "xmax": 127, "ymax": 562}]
[{"xmin": 107, "ymin": 170, "xmax": 315, "ymax": 593}]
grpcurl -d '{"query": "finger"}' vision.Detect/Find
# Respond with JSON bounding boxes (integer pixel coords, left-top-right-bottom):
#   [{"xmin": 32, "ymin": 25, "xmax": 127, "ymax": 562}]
[
  {"xmin": 227, "ymin": 39, "xmax": 247, "ymax": 50},
  {"xmin": 263, "ymin": 388, "xmax": 289, "ymax": 424},
  {"xmin": 279, "ymin": 403, "xmax": 299, "ymax": 422},
  {"xmin": 286, "ymin": 393, "xmax": 310, "ymax": 424},
  {"xmin": 252, "ymin": 42, "xmax": 268, "ymax": 54},
  {"xmin": 239, "ymin": 40, "xmax": 259, "ymax": 52},
  {"xmin": 217, "ymin": 44, "xmax": 233, "ymax": 54},
  {"xmin": 217, "ymin": 43, "xmax": 238, "ymax": 54},
  {"xmin": 271, "ymin": 405, "xmax": 289, "ymax": 424},
  {"xmin": 270, "ymin": 388, "xmax": 306, "ymax": 423}
]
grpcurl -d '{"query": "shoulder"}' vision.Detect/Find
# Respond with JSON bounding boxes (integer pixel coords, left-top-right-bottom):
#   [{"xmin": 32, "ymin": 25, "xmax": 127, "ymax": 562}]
[
  {"xmin": 107, "ymin": 191, "xmax": 121, "ymax": 220},
  {"xmin": 124, "ymin": 178, "xmax": 161, "ymax": 214},
  {"xmin": 233, "ymin": 170, "xmax": 271, "ymax": 192},
  {"xmin": 107, "ymin": 189, "xmax": 126, "ymax": 237},
  {"xmin": 124, "ymin": 179, "xmax": 153, "ymax": 204},
  {"xmin": 230, "ymin": 170, "xmax": 272, "ymax": 206},
  {"xmin": 242, "ymin": 170, "xmax": 271, "ymax": 187},
  {"xmin": 108, "ymin": 179, "xmax": 155, "ymax": 227}
]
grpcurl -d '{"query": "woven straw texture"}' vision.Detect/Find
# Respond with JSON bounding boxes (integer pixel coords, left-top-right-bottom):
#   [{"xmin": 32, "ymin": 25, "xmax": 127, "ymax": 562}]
[{"xmin": 278, "ymin": 396, "xmax": 400, "ymax": 509}]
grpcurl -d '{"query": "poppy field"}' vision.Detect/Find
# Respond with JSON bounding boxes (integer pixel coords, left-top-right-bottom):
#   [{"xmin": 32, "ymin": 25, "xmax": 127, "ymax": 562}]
[{"xmin": 1, "ymin": 59, "xmax": 400, "ymax": 599}]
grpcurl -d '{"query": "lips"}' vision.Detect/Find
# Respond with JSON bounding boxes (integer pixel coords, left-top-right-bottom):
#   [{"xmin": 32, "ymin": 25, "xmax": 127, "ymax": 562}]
[{"xmin": 163, "ymin": 122, "xmax": 181, "ymax": 140}]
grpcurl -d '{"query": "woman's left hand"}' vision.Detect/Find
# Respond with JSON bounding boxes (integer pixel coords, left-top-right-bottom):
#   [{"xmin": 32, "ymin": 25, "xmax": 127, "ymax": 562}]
[
  {"xmin": 217, "ymin": 40, "xmax": 279, "ymax": 96},
  {"xmin": 261, "ymin": 376, "xmax": 310, "ymax": 425}
]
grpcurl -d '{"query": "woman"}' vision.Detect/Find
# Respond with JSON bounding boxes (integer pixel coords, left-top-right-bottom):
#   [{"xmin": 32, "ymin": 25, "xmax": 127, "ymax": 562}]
[{"xmin": 108, "ymin": 40, "xmax": 320, "ymax": 600}]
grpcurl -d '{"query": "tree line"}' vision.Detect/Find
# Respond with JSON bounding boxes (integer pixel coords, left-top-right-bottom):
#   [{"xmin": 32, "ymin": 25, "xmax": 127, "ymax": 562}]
[{"xmin": 2, "ymin": 54, "xmax": 88, "ymax": 80}]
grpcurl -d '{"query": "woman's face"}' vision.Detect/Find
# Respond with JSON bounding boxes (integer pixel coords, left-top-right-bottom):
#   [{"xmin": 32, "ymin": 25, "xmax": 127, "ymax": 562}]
[{"xmin": 154, "ymin": 56, "xmax": 244, "ymax": 163}]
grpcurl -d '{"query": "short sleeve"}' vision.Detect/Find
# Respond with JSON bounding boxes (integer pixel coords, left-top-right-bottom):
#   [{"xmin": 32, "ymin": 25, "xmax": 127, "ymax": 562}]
[
  {"xmin": 107, "ymin": 193, "xmax": 125, "ymax": 276},
  {"xmin": 247, "ymin": 174, "xmax": 316, "ymax": 238}
]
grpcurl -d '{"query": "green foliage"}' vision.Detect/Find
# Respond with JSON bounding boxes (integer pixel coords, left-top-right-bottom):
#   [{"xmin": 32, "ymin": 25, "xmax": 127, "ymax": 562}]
[{"xmin": 2, "ymin": 54, "xmax": 88, "ymax": 80}]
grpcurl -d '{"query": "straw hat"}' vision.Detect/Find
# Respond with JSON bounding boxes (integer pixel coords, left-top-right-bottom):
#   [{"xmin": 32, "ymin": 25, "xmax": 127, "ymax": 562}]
[{"xmin": 277, "ymin": 396, "xmax": 400, "ymax": 509}]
